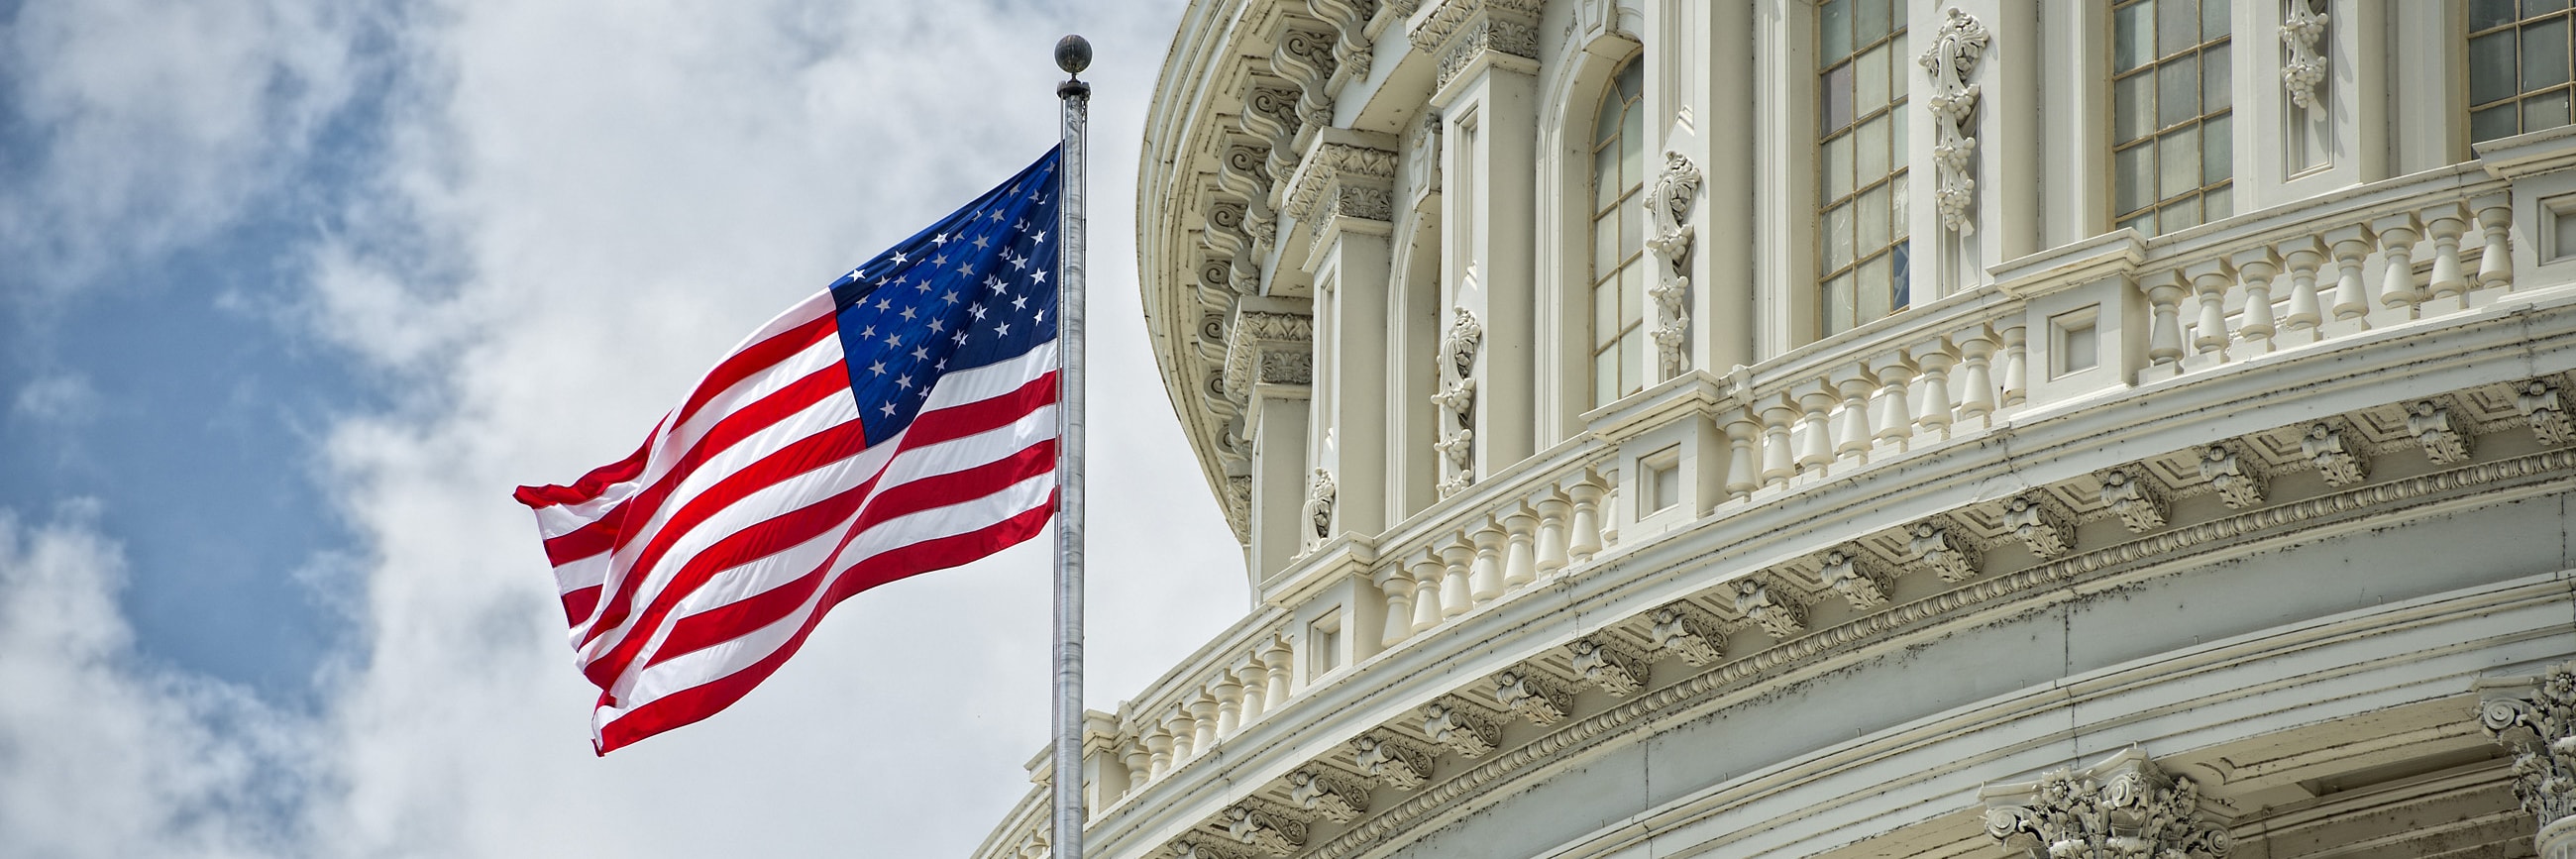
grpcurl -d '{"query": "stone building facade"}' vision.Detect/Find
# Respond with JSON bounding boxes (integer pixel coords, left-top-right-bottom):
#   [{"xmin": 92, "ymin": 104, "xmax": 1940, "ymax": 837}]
[{"xmin": 977, "ymin": 2, "xmax": 2576, "ymax": 857}]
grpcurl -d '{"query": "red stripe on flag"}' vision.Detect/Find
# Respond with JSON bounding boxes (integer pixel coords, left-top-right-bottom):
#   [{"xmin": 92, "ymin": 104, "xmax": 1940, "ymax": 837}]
[
  {"xmin": 561, "ymin": 585, "xmax": 602, "ymax": 628},
  {"xmin": 514, "ymin": 437, "xmax": 652, "ymax": 508},
  {"xmin": 672, "ymin": 312, "xmax": 838, "ymax": 430},
  {"xmin": 902, "ymin": 371, "xmax": 1057, "ymax": 449}
]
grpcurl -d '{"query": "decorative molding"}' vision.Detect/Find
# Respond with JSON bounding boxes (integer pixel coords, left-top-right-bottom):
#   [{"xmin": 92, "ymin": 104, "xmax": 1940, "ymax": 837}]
[
  {"xmin": 1731, "ymin": 578, "xmax": 1808, "ymax": 639},
  {"xmin": 2098, "ymin": 466, "xmax": 2171, "ymax": 533},
  {"xmin": 1167, "ymin": 835, "xmax": 1252, "ymax": 859},
  {"xmin": 2480, "ymin": 662, "xmax": 2576, "ymax": 827},
  {"xmin": 1919, "ymin": 8, "xmax": 1989, "ymax": 235},
  {"xmin": 2280, "ymin": 0, "xmax": 2329, "ymax": 112},
  {"xmin": 1304, "ymin": 468, "xmax": 1339, "ymax": 550},
  {"xmin": 1436, "ymin": 302, "xmax": 1483, "ymax": 497},
  {"xmin": 1493, "ymin": 666, "xmax": 1574, "ymax": 724},
  {"xmin": 1566, "ymin": 635, "xmax": 1650, "ymax": 696},
  {"xmin": 1421, "ymin": 698, "xmax": 1503, "ymax": 757},
  {"xmin": 1409, "ymin": 0, "xmax": 1545, "ymax": 93},
  {"xmin": 1271, "ymin": 22, "xmax": 1340, "ymax": 131},
  {"xmin": 2302, "ymin": 421, "xmax": 2369, "ymax": 486},
  {"xmin": 1647, "ymin": 602, "xmax": 1726, "ymax": 665},
  {"xmin": 1983, "ymin": 750, "xmax": 2232, "ymax": 859},
  {"xmin": 1348, "ymin": 732, "xmax": 1435, "ymax": 789},
  {"xmin": 1222, "ymin": 799, "xmax": 1310, "ymax": 856},
  {"xmin": 2409, "ymin": 399, "xmax": 2474, "ymax": 464},
  {"xmin": 1287, "ymin": 766, "xmax": 1372, "ymax": 822},
  {"xmin": 1907, "ymin": 521, "xmax": 1983, "ymax": 582},
  {"xmin": 1306, "ymin": 0, "xmax": 1380, "ymax": 86},
  {"xmin": 2522, "ymin": 378, "xmax": 2574, "ymax": 446},
  {"xmin": 1815, "ymin": 546, "xmax": 1892, "ymax": 609},
  {"xmin": 1224, "ymin": 311, "xmax": 1316, "ymax": 398},
  {"xmin": 2002, "ymin": 494, "xmax": 2075, "ymax": 559},
  {"xmin": 2199, "ymin": 443, "xmax": 2268, "ymax": 509},
  {"xmin": 1643, "ymin": 152, "xmax": 1702, "ymax": 379}
]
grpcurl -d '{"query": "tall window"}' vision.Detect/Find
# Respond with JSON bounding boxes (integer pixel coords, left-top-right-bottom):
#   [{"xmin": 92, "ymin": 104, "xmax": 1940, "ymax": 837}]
[
  {"xmin": 1590, "ymin": 58, "xmax": 1645, "ymax": 409},
  {"xmin": 2469, "ymin": 1, "xmax": 2576, "ymax": 144},
  {"xmin": 2111, "ymin": 0, "xmax": 2232, "ymax": 236},
  {"xmin": 1817, "ymin": 0, "xmax": 1908, "ymax": 338}
]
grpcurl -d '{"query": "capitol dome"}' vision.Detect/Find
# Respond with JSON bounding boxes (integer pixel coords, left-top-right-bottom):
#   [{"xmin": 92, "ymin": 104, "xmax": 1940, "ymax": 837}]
[{"xmin": 983, "ymin": 2, "xmax": 2576, "ymax": 857}]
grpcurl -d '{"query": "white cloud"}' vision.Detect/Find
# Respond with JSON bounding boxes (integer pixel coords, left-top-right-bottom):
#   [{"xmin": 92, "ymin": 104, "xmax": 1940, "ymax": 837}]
[{"xmin": 11, "ymin": 374, "xmax": 102, "ymax": 426}]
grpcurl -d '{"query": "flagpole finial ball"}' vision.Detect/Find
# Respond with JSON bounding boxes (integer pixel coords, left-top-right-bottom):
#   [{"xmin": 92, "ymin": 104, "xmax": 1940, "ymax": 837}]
[{"xmin": 1055, "ymin": 35, "xmax": 1092, "ymax": 75}]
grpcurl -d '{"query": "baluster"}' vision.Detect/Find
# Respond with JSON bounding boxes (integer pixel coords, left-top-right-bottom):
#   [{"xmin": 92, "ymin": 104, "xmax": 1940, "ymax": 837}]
[
  {"xmin": 2144, "ymin": 272, "xmax": 2188, "ymax": 370},
  {"xmin": 2277, "ymin": 236, "xmax": 2326, "ymax": 344},
  {"xmin": 1567, "ymin": 475, "xmax": 1606, "ymax": 562},
  {"xmin": 1439, "ymin": 538, "xmax": 1474, "ymax": 618},
  {"xmin": 1957, "ymin": 326, "xmax": 1998, "ymax": 428},
  {"xmin": 1145, "ymin": 724, "xmax": 1175, "ymax": 778},
  {"xmin": 1373, "ymin": 568, "xmax": 1415, "ymax": 647},
  {"xmin": 1597, "ymin": 469, "xmax": 1621, "ymax": 550},
  {"xmin": 1261, "ymin": 637, "xmax": 1293, "ymax": 704},
  {"xmin": 1501, "ymin": 506, "xmax": 1538, "ymax": 589},
  {"xmin": 1467, "ymin": 519, "xmax": 1506, "ymax": 603},
  {"xmin": 1998, "ymin": 323, "xmax": 2029, "ymax": 407},
  {"xmin": 1234, "ymin": 655, "xmax": 1266, "ymax": 721},
  {"xmin": 1212, "ymin": 676, "xmax": 1243, "ymax": 736},
  {"xmin": 1759, "ymin": 398, "xmax": 1798, "ymax": 487},
  {"xmin": 1407, "ymin": 552, "xmax": 1444, "ymax": 633},
  {"xmin": 2474, "ymin": 192, "xmax": 2514, "ymax": 291},
  {"xmin": 2372, "ymin": 212, "xmax": 2423, "ymax": 315},
  {"xmin": 1869, "ymin": 353, "xmax": 1917, "ymax": 452},
  {"xmin": 1188, "ymin": 693, "xmax": 1219, "ymax": 750},
  {"xmin": 1832, "ymin": 364, "xmax": 1878, "ymax": 463},
  {"xmin": 1909, "ymin": 339, "xmax": 1956, "ymax": 440},
  {"xmin": 1722, "ymin": 411, "xmax": 1761, "ymax": 501},
  {"xmin": 1165, "ymin": 706, "xmax": 1196, "ymax": 762},
  {"xmin": 1533, "ymin": 490, "xmax": 1571, "ymax": 575},
  {"xmin": 2230, "ymin": 248, "xmax": 2280, "ymax": 355},
  {"xmin": 1123, "ymin": 735, "xmax": 1152, "ymax": 788},
  {"xmin": 2185, "ymin": 259, "xmax": 2234, "ymax": 361},
  {"xmin": 2425, "ymin": 202, "xmax": 2471, "ymax": 313},
  {"xmin": 2325, "ymin": 224, "xmax": 2376, "ymax": 329},
  {"xmin": 1794, "ymin": 381, "xmax": 1837, "ymax": 474}
]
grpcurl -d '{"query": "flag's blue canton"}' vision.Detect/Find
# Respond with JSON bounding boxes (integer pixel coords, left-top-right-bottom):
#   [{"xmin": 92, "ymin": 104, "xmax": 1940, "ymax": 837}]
[{"xmin": 828, "ymin": 149, "xmax": 1062, "ymax": 446}]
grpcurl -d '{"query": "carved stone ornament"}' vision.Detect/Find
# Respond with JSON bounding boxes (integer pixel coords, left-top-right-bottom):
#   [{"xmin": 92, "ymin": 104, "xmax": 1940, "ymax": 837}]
[
  {"xmin": 1168, "ymin": 835, "xmax": 1252, "ymax": 859},
  {"xmin": 1566, "ymin": 635, "xmax": 1650, "ymax": 696},
  {"xmin": 2480, "ymin": 662, "xmax": 2576, "ymax": 827},
  {"xmin": 1908, "ymin": 521, "xmax": 1983, "ymax": 582},
  {"xmin": 1493, "ymin": 667, "xmax": 1573, "ymax": 724},
  {"xmin": 2098, "ymin": 466, "xmax": 2170, "ymax": 533},
  {"xmin": 1305, "ymin": 468, "xmax": 1339, "ymax": 545},
  {"xmin": 2301, "ymin": 422, "xmax": 2368, "ymax": 486},
  {"xmin": 1732, "ymin": 579, "xmax": 1808, "ymax": 639},
  {"xmin": 1816, "ymin": 546, "xmax": 1892, "ymax": 609},
  {"xmin": 1919, "ymin": 8, "xmax": 1989, "ymax": 235},
  {"xmin": 1306, "ymin": 0, "xmax": 1379, "ymax": 84},
  {"xmin": 1287, "ymin": 766, "xmax": 1371, "ymax": 822},
  {"xmin": 1648, "ymin": 602, "xmax": 1726, "ymax": 665},
  {"xmin": 2003, "ymin": 494, "xmax": 2075, "ymax": 559},
  {"xmin": 1435, "ymin": 301, "xmax": 1483, "ymax": 497},
  {"xmin": 1223, "ymin": 800, "xmax": 1311, "ymax": 856},
  {"xmin": 1286, "ymin": 143, "xmax": 1399, "ymax": 224},
  {"xmin": 1348, "ymin": 732, "xmax": 1435, "ymax": 789},
  {"xmin": 1421, "ymin": 699, "xmax": 1502, "ymax": 757},
  {"xmin": 1271, "ymin": 23, "xmax": 1340, "ymax": 131},
  {"xmin": 1644, "ymin": 152, "xmax": 1702, "ymax": 379},
  {"xmin": 1984, "ymin": 751, "xmax": 2233, "ymax": 859},
  {"xmin": 2522, "ymin": 378, "xmax": 2574, "ymax": 446},
  {"xmin": 1408, "ymin": 0, "xmax": 1545, "ymax": 93},
  {"xmin": 2409, "ymin": 399, "xmax": 2474, "ymax": 464},
  {"xmin": 2199, "ymin": 443, "xmax": 2268, "ymax": 509},
  {"xmin": 1223, "ymin": 311, "xmax": 1316, "ymax": 398},
  {"xmin": 2280, "ymin": 0, "xmax": 2329, "ymax": 112}
]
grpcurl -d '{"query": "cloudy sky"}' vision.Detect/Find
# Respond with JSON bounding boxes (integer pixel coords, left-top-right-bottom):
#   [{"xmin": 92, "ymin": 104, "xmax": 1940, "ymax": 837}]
[{"xmin": 0, "ymin": 0, "xmax": 1248, "ymax": 855}]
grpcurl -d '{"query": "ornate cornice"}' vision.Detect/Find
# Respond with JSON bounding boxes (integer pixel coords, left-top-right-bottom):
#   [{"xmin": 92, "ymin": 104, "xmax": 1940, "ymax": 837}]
[
  {"xmin": 1284, "ymin": 142, "xmax": 1398, "ymax": 223},
  {"xmin": 1982, "ymin": 749, "xmax": 2232, "ymax": 859},
  {"xmin": 1224, "ymin": 310, "xmax": 1316, "ymax": 398},
  {"xmin": 1406, "ymin": 0, "xmax": 1543, "ymax": 94}
]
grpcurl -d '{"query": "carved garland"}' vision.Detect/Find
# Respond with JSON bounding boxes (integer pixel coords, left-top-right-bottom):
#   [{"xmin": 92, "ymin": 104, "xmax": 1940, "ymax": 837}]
[
  {"xmin": 1643, "ymin": 152, "xmax": 1702, "ymax": 380},
  {"xmin": 1919, "ymin": 8, "xmax": 1988, "ymax": 235},
  {"xmin": 1435, "ymin": 302, "xmax": 1483, "ymax": 497},
  {"xmin": 2280, "ymin": 0, "xmax": 2328, "ymax": 112}
]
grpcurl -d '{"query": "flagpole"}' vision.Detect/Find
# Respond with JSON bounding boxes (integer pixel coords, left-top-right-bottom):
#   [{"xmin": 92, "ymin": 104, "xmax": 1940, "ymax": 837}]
[{"xmin": 1050, "ymin": 34, "xmax": 1092, "ymax": 859}]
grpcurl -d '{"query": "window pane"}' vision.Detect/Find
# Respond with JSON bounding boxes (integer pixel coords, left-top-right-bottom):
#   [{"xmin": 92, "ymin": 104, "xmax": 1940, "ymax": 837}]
[
  {"xmin": 2202, "ymin": 185, "xmax": 2231, "ymax": 222},
  {"xmin": 1594, "ymin": 144, "xmax": 1620, "ymax": 212},
  {"xmin": 2119, "ymin": 210, "xmax": 2157, "ymax": 236},
  {"xmin": 2474, "ymin": 103, "xmax": 2522, "ymax": 143},
  {"xmin": 1594, "ymin": 348, "xmax": 1617, "ymax": 407},
  {"xmin": 2526, "ymin": 18, "xmax": 2572, "ymax": 90},
  {"xmin": 1619, "ymin": 328, "xmax": 1643, "ymax": 395},
  {"xmin": 1858, "ymin": 182, "xmax": 1890, "ymax": 253},
  {"xmin": 2162, "ymin": 195, "xmax": 2201, "ymax": 232},
  {"xmin": 2158, "ymin": 0, "xmax": 2198, "ymax": 58},
  {"xmin": 1857, "ymin": 43, "xmax": 1889, "ymax": 113},
  {"xmin": 1620, "ymin": 199, "xmax": 1641, "ymax": 260},
  {"xmin": 1594, "ymin": 280, "xmax": 1618, "ymax": 346},
  {"xmin": 2157, "ymin": 59, "xmax": 2199, "ymax": 128},
  {"xmin": 2473, "ymin": 31, "xmax": 2521, "ymax": 106},
  {"xmin": 2201, "ymin": 113, "xmax": 2232, "ymax": 185},
  {"xmin": 2114, "ymin": 72, "xmax": 2155, "ymax": 143},
  {"xmin": 2159, "ymin": 125, "xmax": 2200, "ymax": 199},
  {"xmin": 2113, "ymin": 1, "xmax": 2155, "ymax": 72},
  {"xmin": 1857, "ymin": 0, "xmax": 1892, "ymax": 45},
  {"xmin": 2527, "ymin": 88, "xmax": 2575, "ymax": 133},
  {"xmin": 1824, "ymin": 273, "xmax": 1853, "ymax": 335},
  {"xmin": 1859, "ymin": 254, "xmax": 1893, "ymax": 322},
  {"xmin": 1824, "ymin": 134, "xmax": 1855, "ymax": 201},
  {"xmin": 1890, "ymin": 86, "xmax": 1908, "ymax": 152},
  {"xmin": 1618, "ymin": 58, "xmax": 1643, "ymax": 100},
  {"xmin": 1889, "ymin": 173, "xmax": 1908, "ymax": 240},
  {"xmin": 1890, "ymin": 33, "xmax": 1911, "ymax": 96},
  {"xmin": 2115, "ymin": 142, "xmax": 2155, "ymax": 215},
  {"xmin": 1826, "ymin": 202, "xmax": 1857, "ymax": 270},
  {"xmin": 2534, "ymin": 0, "xmax": 2574, "ymax": 16},
  {"xmin": 1890, "ymin": 241, "xmax": 1912, "ymax": 308},
  {"xmin": 2472, "ymin": 0, "xmax": 2521, "ymax": 32},
  {"xmin": 1821, "ymin": 63, "xmax": 1855, "ymax": 133},
  {"xmin": 1857, "ymin": 114, "xmax": 1890, "ymax": 181},
  {"xmin": 1594, "ymin": 212, "xmax": 1618, "ymax": 275},
  {"xmin": 1622, "ymin": 98, "xmax": 1645, "ymax": 187},
  {"xmin": 1820, "ymin": 0, "xmax": 1851, "ymax": 61},
  {"xmin": 1621, "ymin": 265, "xmax": 1645, "ymax": 326},
  {"xmin": 2200, "ymin": 45, "xmax": 2230, "ymax": 114},
  {"xmin": 2200, "ymin": 0, "xmax": 2227, "ymax": 40}
]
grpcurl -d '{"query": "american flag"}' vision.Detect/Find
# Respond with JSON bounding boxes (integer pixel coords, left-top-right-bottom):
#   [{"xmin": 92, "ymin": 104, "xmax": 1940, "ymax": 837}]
[{"xmin": 514, "ymin": 149, "xmax": 1064, "ymax": 754}]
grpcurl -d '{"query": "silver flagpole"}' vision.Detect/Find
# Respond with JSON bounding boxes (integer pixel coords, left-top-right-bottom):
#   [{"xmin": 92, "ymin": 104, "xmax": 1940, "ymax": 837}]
[{"xmin": 1050, "ymin": 34, "xmax": 1091, "ymax": 859}]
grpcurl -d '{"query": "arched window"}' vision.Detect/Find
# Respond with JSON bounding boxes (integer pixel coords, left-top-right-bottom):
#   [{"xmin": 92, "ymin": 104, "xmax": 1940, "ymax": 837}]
[
  {"xmin": 1590, "ymin": 58, "xmax": 1646, "ymax": 409},
  {"xmin": 1817, "ymin": 0, "xmax": 1908, "ymax": 337}
]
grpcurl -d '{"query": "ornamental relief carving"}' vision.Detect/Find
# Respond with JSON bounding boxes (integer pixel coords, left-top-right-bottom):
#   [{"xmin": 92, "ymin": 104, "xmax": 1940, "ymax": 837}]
[
  {"xmin": 1224, "ymin": 311, "xmax": 1316, "ymax": 398},
  {"xmin": 2481, "ymin": 662, "xmax": 2576, "ymax": 827},
  {"xmin": 1303, "ymin": 468, "xmax": 1338, "ymax": 551},
  {"xmin": 2280, "ymin": 0, "xmax": 2328, "ymax": 112},
  {"xmin": 1984, "ymin": 750, "xmax": 2232, "ymax": 859},
  {"xmin": 1644, "ymin": 151, "xmax": 1701, "ymax": 380},
  {"xmin": 1435, "ymin": 301, "xmax": 1483, "ymax": 497},
  {"xmin": 1919, "ymin": 7, "xmax": 1988, "ymax": 235}
]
